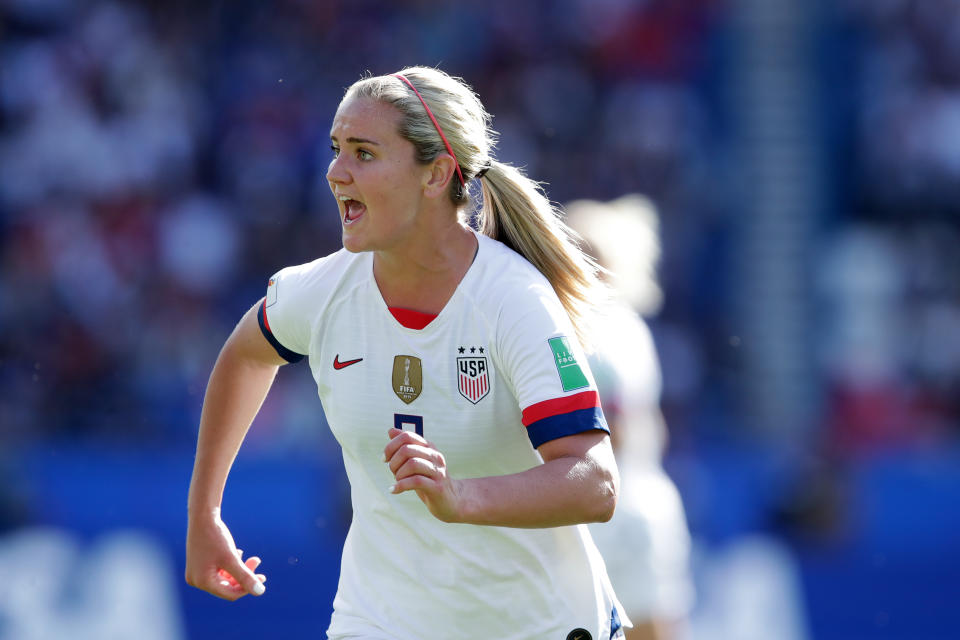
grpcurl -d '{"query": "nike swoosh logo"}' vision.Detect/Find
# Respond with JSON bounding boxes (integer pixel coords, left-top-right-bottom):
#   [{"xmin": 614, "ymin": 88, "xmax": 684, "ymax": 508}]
[{"xmin": 333, "ymin": 355, "xmax": 363, "ymax": 370}]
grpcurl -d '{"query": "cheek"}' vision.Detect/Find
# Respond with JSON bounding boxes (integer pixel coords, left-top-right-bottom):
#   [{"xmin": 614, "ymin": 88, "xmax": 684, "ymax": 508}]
[
  {"xmin": 381, "ymin": 169, "xmax": 407, "ymax": 194},
  {"xmin": 372, "ymin": 165, "xmax": 418, "ymax": 206}
]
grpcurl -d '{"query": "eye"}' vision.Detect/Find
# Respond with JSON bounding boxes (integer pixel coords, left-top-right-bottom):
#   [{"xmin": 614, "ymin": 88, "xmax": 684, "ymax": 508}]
[
  {"xmin": 330, "ymin": 144, "xmax": 340, "ymax": 158},
  {"xmin": 357, "ymin": 149, "xmax": 373, "ymax": 161}
]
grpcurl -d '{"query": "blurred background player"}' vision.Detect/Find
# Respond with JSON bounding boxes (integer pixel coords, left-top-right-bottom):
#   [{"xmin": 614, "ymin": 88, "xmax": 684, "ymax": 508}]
[{"xmin": 568, "ymin": 194, "xmax": 695, "ymax": 640}]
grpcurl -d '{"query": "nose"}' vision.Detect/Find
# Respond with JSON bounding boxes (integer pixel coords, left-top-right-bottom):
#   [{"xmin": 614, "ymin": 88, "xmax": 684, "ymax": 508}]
[{"xmin": 326, "ymin": 154, "xmax": 350, "ymax": 186}]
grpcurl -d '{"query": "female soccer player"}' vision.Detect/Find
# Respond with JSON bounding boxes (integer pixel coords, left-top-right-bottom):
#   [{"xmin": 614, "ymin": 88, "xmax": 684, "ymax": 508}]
[{"xmin": 186, "ymin": 66, "xmax": 627, "ymax": 639}]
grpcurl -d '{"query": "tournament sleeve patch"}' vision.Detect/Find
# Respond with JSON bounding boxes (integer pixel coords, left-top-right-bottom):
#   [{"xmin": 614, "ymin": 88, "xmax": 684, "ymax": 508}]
[
  {"xmin": 258, "ymin": 299, "xmax": 305, "ymax": 363},
  {"xmin": 548, "ymin": 336, "xmax": 590, "ymax": 391}
]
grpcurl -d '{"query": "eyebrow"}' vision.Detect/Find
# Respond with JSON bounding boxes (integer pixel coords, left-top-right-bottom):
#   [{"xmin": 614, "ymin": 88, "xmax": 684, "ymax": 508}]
[{"xmin": 330, "ymin": 135, "xmax": 381, "ymax": 146}]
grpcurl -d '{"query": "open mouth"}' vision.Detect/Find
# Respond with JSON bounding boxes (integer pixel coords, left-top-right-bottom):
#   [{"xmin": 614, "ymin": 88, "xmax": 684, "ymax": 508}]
[{"xmin": 340, "ymin": 197, "xmax": 366, "ymax": 225}]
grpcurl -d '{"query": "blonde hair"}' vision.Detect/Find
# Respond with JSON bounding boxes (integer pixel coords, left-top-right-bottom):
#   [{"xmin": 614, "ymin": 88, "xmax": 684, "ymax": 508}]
[{"xmin": 345, "ymin": 66, "xmax": 606, "ymax": 348}]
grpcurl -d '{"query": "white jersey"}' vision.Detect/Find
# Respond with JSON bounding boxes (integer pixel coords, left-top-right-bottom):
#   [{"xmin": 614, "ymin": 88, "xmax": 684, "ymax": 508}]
[
  {"xmin": 587, "ymin": 306, "xmax": 694, "ymax": 622},
  {"xmin": 259, "ymin": 232, "xmax": 625, "ymax": 640}
]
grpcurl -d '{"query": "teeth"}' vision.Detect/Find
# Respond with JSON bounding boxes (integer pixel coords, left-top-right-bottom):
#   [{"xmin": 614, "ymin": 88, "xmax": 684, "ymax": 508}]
[{"xmin": 339, "ymin": 195, "xmax": 351, "ymax": 201}]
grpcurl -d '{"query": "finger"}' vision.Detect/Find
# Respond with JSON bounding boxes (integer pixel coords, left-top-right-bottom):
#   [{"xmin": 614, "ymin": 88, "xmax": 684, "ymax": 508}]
[
  {"xmin": 383, "ymin": 428, "xmax": 403, "ymax": 462},
  {"xmin": 215, "ymin": 566, "xmax": 259, "ymax": 594},
  {"xmin": 208, "ymin": 568, "xmax": 250, "ymax": 601},
  {"xmin": 394, "ymin": 456, "xmax": 440, "ymax": 483},
  {"xmin": 383, "ymin": 428, "xmax": 427, "ymax": 462},
  {"xmin": 211, "ymin": 581, "xmax": 246, "ymax": 600},
  {"xmin": 391, "ymin": 473, "xmax": 435, "ymax": 494},
  {"xmin": 245, "ymin": 557, "xmax": 266, "ymax": 585},
  {"xmin": 387, "ymin": 443, "xmax": 443, "ymax": 475},
  {"xmin": 224, "ymin": 553, "xmax": 266, "ymax": 596},
  {"xmin": 217, "ymin": 567, "xmax": 239, "ymax": 585}
]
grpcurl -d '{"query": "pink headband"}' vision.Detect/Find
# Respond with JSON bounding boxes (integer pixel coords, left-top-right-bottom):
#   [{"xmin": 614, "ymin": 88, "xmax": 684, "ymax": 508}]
[{"xmin": 392, "ymin": 73, "xmax": 465, "ymax": 187}]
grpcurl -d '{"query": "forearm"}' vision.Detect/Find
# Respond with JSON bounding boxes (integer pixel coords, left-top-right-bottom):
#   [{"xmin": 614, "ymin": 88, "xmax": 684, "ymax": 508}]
[
  {"xmin": 455, "ymin": 449, "xmax": 618, "ymax": 528},
  {"xmin": 188, "ymin": 310, "xmax": 282, "ymax": 515},
  {"xmin": 188, "ymin": 351, "xmax": 278, "ymax": 512}
]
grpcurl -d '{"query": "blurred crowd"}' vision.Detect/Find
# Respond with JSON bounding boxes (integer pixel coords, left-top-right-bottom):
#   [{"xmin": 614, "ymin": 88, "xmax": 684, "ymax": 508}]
[
  {"xmin": 819, "ymin": 0, "xmax": 960, "ymax": 457},
  {"xmin": 0, "ymin": 0, "xmax": 723, "ymax": 451},
  {"xmin": 1, "ymin": 0, "xmax": 958, "ymax": 520}
]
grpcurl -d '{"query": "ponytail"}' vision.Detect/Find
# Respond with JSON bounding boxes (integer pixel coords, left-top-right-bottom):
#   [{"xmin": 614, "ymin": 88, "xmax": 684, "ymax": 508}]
[
  {"xmin": 344, "ymin": 67, "xmax": 607, "ymax": 347},
  {"xmin": 478, "ymin": 161, "xmax": 608, "ymax": 350}
]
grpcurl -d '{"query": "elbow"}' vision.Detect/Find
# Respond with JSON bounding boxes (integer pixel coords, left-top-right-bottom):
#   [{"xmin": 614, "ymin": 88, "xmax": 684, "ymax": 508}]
[
  {"xmin": 587, "ymin": 463, "xmax": 619, "ymax": 523},
  {"xmin": 592, "ymin": 480, "xmax": 618, "ymax": 523}
]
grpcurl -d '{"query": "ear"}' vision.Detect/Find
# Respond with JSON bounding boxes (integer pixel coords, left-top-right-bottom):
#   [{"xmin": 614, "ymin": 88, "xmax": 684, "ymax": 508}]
[{"xmin": 422, "ymin": 154, "xmax": 459, "ymax": 199}]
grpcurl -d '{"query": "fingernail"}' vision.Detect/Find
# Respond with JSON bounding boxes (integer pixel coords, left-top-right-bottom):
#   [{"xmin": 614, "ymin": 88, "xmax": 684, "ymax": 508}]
[
  {"xmin": 382, "ymin": 453, "xmax": 387, "ymax": 462},
  {"xmin": 252, "ymin": 582, "xmax": 266, "ymax": 596},
  {"xmin": 388, "ymin": 483, "xmax": 397, "ymax": 494}
]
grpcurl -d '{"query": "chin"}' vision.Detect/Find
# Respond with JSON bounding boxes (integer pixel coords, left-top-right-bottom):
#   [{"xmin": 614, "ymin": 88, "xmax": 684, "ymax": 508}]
[
  {"xmin": 341, "ymin": 238, "xmax": 362, "ymax": 253},
  {"xmin": 341, "ymin": 232, "xmax": 370, "ymax": 253}
]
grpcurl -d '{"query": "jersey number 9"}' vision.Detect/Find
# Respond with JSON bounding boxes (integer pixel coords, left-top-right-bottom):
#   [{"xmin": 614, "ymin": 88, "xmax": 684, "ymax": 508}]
[{"xmin": 394, "ymin": 413, "xmax": 424, "ymax": 436}]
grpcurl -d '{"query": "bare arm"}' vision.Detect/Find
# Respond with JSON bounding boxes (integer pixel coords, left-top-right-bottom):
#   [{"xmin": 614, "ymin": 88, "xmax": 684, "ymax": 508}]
[
  {"xmin": 185, "ymin": 300, "xmax": 288, "ymax": 600},
  {"xmin": 384, "ymin": 428, "xmax": 619, "ymax": 527}
]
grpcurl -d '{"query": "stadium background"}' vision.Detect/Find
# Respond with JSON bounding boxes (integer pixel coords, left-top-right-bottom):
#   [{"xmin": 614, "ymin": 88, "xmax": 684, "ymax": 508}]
[{"xmin": 1, "ymin": 0, "xmax": 959, "ymax": 638}]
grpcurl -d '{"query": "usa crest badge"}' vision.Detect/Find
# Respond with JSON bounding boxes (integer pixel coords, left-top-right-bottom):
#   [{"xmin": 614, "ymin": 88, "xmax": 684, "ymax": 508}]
[
  {"xmin": 457, "ymin": 351, "xmax": 490, "ymax": 404},
  {"xmin": 392, "ymin": 355, "xmax": 422, "ymax": 404}
]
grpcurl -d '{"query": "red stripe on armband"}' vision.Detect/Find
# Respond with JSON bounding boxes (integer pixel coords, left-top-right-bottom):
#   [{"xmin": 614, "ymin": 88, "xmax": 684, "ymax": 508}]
[
  {"xmin": 261, "ymin": 299, "xmax": 273, "ymax": 333},
  {"xmin": 521, "ymin": 390, "xmax": 601, "ymax": 427}
]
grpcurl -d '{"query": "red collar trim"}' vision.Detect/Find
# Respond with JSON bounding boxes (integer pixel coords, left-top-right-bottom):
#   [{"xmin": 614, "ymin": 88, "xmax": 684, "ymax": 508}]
[{"xmin": 388, "ymin": 307, "xmax": 438, "ymax": 330}]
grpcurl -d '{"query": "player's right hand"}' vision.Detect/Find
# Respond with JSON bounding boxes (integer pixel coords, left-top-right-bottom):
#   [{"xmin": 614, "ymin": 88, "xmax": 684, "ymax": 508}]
[
  {"xmin": 384, "ymin": 428, "xmax": 464, "ymax": 523},
  {"xmin": 185, "ymin": 508, "xmax": 267, "ymax": 601}
]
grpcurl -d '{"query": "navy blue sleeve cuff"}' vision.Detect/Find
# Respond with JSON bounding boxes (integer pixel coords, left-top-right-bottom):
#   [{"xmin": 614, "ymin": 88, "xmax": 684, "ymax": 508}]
[
  {"xmin": 526, "ymin": 407, "xmax": 609, "ymax": 449},
  {"xmin": 257, "ymin": 302, "xmax": 305, "ymax": 363}
]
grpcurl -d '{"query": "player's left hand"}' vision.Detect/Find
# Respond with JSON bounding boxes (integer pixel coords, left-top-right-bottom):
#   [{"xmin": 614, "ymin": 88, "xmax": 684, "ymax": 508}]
[{"xmin": 384, "ymin": 428, "xmax": 463, "ymax": 523}]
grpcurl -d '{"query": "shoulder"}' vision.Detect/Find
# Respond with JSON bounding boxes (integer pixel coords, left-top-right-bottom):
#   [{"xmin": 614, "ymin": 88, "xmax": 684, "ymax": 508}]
[
  {"xmin": 269, "ymin": 248, "xmax": 364, "ymax": 298},
  {"xmin": 273, "ymin": 247, "xmax": 359, "ymax": 285},
  {"xmin": 266, "ymin": 248, "xmax": 365, "ymax": 325},
  {"xmin": 470, "ymin": 234, "xmax": 557, "ymax": 314}
]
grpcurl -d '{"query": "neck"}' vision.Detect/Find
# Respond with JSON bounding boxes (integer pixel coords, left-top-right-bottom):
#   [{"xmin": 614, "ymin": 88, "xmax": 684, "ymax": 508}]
[{"xmin": 373, "ymin": 218, "xmax": 477, "ymax": 315}]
